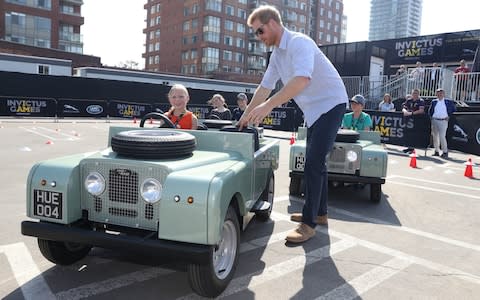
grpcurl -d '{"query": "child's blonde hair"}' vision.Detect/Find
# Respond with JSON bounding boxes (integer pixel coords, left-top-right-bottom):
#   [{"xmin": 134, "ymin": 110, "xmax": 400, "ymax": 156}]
[{"xmin": 168, "ymin": 84, "xmax": 189, "ymax": 98}]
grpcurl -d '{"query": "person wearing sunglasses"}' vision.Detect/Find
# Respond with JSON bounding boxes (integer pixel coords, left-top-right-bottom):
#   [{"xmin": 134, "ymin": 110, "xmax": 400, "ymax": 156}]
[{"xmin": 239, "ymin": 5, "xmax": 348, "ymax": 243}]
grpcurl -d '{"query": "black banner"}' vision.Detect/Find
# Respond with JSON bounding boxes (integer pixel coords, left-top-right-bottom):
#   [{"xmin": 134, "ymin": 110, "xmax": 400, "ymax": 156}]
[
  {"xmin": 57, "ymin": 99, "xmax": 108, "ymax": 118},
  {"xmin": 261, "ymin": 107, "xmax": 297, "ymax": 131},
  {"xmin": 369, "ymin": 111, "xmax": 430, "ymax": 148},
  {"xmin": 108, "ymin": 100, "xmax": 153, "ymax": 118},
  {"xmin": 0, "ymin": 97, "xmax": 56, "ymax": 117},
  {"xmin": 448, "ymin": 113, "xmax": 480, "ymax": 156}
]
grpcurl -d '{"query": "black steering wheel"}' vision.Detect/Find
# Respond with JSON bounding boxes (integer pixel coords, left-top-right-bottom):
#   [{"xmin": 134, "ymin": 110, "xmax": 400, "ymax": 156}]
[{"xmin": 140, "ymin": 112, "xmax": 176, "ymax": 128}]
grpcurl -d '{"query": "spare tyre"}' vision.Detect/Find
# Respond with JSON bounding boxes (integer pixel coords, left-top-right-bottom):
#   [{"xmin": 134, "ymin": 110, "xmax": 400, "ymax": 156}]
[
  {"xmin": 111, "ymin": 130, "xmax": 196, "ymax": 159},
  {"xmin": 335, "ymin": 129, "xmax": 360, "ymax": 143}
]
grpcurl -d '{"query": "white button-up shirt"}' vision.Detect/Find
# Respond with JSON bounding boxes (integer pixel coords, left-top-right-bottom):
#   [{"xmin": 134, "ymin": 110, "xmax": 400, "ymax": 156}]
[{"xmin": 260, "ymin": 29, "xmax": 348, "ymax": 126}]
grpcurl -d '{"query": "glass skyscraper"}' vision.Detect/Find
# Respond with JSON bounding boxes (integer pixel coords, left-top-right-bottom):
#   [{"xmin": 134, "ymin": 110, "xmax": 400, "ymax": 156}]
[{"xmin": 369, "ymin": 0, "xmax": 422, "ymax": 41}]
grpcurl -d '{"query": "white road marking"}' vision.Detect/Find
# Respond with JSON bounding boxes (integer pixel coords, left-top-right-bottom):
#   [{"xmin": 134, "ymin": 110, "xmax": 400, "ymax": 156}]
[
  {"xmin": 387, "ymin": 181, "xmax": 480, "ymax": 199},
  {"xmin": 37, "ymin": 126, "xmax": 80, "ymax": 140},
  {"xmin": 55, "ymin": 267, "xmax": 174, "ymax": 300},
  {"xmin": 281, "ymin": 195, "xmax": 480, "ymax": 252},
  {"xmin": 271, "ymin": 212, "xmax": 480, "ymax": 285},
  {"xmin": 0, "ymin": 243, "xmax": 55, "ymax": 300},
  {"xmin": 20, "ymin": 127, "xmax": 57, "ymax": 141},
  {"xmin": 315, "ymin": 257, "xmax": 412, "ymax": 300}
]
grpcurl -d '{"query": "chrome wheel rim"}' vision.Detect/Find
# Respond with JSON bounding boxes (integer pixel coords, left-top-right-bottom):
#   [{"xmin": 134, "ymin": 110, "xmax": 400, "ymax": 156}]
[{"xmin": 213, "ymin": 220, "xmax": 237, "ymax": 280}]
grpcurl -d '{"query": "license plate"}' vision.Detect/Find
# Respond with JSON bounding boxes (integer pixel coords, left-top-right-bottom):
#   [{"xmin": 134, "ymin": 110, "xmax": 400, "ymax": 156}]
[
  {"xmin": 33, "ymin": 189, "xmax": 63, "ymax": 219},
  {"xmin": 294, "ymin": 155, "xmax": 305, "ymax": 171}
]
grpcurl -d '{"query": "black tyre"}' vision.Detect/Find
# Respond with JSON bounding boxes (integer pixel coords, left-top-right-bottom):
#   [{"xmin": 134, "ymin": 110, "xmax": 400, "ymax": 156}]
[
  {"xmin": 188, "ymin": 206, "xmax": 240, "ymax": 298},
  {"xmin": 38, "ymin": 239, "xmax": 91, "ymax": 265},
  {"xmin": 139, "ymin": 112, "xmax": 175, "ymax": 128},
  {"xmin": 289, "ymin": 176, "xmax": 302, "ymax": 196},
  {"xmin": 335, "ymin": 129, "xmax": 360, "ymax": 143},
  {"xmin": 111, "ymin": 130, "xmax": 196, "ymax": 159},
  {"xmin": 256, "ymin": 171, "xmax": 275, "ymax": 221},
  {"xmin": 370, "ymin": 183, "xmax": 382, "ymax": 203}
]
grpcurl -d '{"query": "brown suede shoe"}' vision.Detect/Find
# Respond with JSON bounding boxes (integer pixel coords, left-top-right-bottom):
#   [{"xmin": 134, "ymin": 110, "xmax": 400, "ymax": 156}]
[
  {"xmin": 285, "ymin": 223, "xmax": 316, "ymax": 243},
  {"xmin": 290, "ymin": 213, "xmax": 328, "ymax": 225}
]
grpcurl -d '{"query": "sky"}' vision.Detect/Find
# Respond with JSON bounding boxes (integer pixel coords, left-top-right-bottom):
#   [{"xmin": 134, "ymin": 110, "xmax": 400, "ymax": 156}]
[{"xmin": 82, "ymin": 0, "xmax": 480, "ymax": 69}]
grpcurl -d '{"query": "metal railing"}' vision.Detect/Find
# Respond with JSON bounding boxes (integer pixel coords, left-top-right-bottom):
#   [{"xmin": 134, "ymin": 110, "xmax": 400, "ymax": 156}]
[{"xmin": 341, "ymin": 68, "xmax": 480, "ymax": 109}]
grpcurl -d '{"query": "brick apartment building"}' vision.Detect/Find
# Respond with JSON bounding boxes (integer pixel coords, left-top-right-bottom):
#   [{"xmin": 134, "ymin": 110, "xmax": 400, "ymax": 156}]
[
  {"xmin": 0, "ymin": 0, "xmax": 100, "ymax": 70},
  {"xmin": 143, "ymin": 0, "xmax": 345, "ymax": 82}
]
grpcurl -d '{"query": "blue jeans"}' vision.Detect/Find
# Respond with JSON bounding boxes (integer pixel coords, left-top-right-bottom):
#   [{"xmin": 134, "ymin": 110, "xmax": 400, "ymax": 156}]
[{"xmin": 302, "ymin": 103, "xmax": 345, "ymax": 228}]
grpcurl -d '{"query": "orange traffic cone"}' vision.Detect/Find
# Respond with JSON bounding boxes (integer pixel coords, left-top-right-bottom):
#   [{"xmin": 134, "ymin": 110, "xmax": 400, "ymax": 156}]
[
  {"xmin": 45, "ymin": 140, "xmax": 54, "ymax": 145},
  {"xmin": 289, "ymin": 133, "xmax": 296, "ymax": 145},
  {"xmin": 409, "ymin": 150, "xmax": 417, "ymax": 168},
  {"xmin": 464, "ymin": 158, "xmax": 474, "ymax": 178},
  {"xmin": 133, "ymin": 117, "xmax": 137, "ymax": 124}
]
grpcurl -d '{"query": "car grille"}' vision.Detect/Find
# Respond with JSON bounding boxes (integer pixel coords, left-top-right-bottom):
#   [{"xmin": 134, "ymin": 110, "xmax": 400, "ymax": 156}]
[
  {"xmin": 80, "ymin": 160, "xmax": 168, "ymax": 230},
  {"xmin": 327, "ymin": 144, "xmax": 361, "ymax": 174}
]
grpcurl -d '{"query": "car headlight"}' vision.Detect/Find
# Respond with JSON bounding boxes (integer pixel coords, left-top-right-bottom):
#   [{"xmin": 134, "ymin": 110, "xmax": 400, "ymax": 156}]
[
  {"xmin": 141, "ymin": 178, "xmax": 162, "ymax": 203},
  {"xmin": 85, "ymin": 172, "xmax": 106, "ymax": 196},
  {"xmin": 346, "ymin": 150, "xmax": 358, "ymax": 162}
]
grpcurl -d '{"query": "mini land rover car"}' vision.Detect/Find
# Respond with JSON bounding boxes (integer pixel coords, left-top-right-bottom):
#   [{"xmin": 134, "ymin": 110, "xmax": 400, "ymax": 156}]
[
  {"xmin": 289, "ymin": 128, "xmax": 388, "ymax": 203},
  {"xmin": 21, "ymin": 115, "xmax": 279, "ymax": 298}
]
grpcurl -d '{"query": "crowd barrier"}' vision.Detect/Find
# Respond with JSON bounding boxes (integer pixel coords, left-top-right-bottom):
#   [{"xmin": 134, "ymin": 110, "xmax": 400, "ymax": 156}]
[{"xmin": 1, "ymin": 96, "xmax": 479, "ymax": 155}]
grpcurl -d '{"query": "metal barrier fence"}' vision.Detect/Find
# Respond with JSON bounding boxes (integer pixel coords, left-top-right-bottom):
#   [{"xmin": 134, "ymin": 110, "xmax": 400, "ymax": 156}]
[{"xmin": 341, "ymin": 69, "xmax": 480, "ymax": 110}]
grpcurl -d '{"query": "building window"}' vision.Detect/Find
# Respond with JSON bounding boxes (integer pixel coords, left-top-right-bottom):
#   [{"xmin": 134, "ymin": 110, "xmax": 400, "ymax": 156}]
[
  {"xmin": 225, "ymin": 5, "xmax": 234, "ymax": 16},
  {"xmin": 225, "ymin": 20, "xmax": 234, "ymax": 31},
  {"xmin": 203, "ymin": 16, "xmax": 221, "ymax": 43},
  {"xmin": 183, "ymin": 20, "xmax": 190, "ymax": 31},
  {"xmin": 202, "ymin": 47, "xmax": 219, "ymax": 73},
  {"xmin": 192, "ymin": 19, "xmax": 198, "ymax": 29},
  {"xmin": 38, "ymin": 65, "xmax": 49, "ymax": 75},
  {"xmin": 155, "ymin": 29, "xmax": 160, "ymax": 38},
  {"xmin": 236, "ymin": 38, "xmax": 244, "ymax": 48},
  {"xmin": 236, "ymin": 23, "xmax": 245, "ymax": 33},
  {"xmin": 235, "ymin": 52, "xmax": 243, "ymax": 63},
  {"xmin": 154, "ymin": 55, "xmax": 159, "ymax": 64},
  {"xmin": 156, "ymin": 16, "xmax": 161, "ymax": 25},
  {"xmin": 223, "ymin": 50, "xmax": 232, "ymax": 61},
  {"xmin": 238, "ymin": 8, "xmax": 246, "ymax": 19},
  {"xmin": 192, "ymin": 4, "xmax": 199, "ymax": 14},
  {"xmin": 224, "ymin": 35, "xmax": 233, "ymax": 46},
  {"xmin": 206, "ymin": 0, "xmax": 222, "ymax": 12},
  {"xmin": 238, "ymin": 0, "xmax": 247, "ymax": 4},
  {"xmin": 155, "ymin": 42, "xmax": 160, "ymax": 51},
  {"xmin": 191, "ymin": 49, "xmax": 197, "ymax": 59},
  {"xmin": 184, "ymin": 7, "xmax": 189, "ymax": 16}
]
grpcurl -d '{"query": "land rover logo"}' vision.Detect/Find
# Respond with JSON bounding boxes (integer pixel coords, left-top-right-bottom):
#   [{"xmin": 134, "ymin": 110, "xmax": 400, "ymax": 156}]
[
  {"xmin": 115, "ymin": 169, "xmax": 131, "ymax": 176},
  {"xmin": 476, "ymin": 128, "xmax": 480, "ymax": 144},
  {"xmin": 86, "ymin": 105, "xmax": 103, "ymax": 115}
]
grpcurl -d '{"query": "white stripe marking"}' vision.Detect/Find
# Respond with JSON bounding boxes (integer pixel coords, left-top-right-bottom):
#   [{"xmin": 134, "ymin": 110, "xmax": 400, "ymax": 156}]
[
  {"xmin": 20, "ymin": 127, "xmax": 57, "ymax": 140},
  {"xmin": 387, "ymin": 181, "xmax": 480, "ymax": 199},
  {"xmin": 315, "ymin": 257, "xmax": 412, "ymax": 300},
  {"xmin": 281, "ymin": 196, "xmax": 480, "ymax": 252},
  {"xmin": 37, "ymin": 126, "xmax": 80, "ymax": 140},
  {"xmin": 0, "ymin": 243, "xmax": 55, "ymax": 300},
  {"xmin": 271, "ymin": 212, "xmax": 480, "ymax": 285},
  {"xmin": 56, "ymin": 268, "xmax": 174, "ymax": 300},
  {"xmin": 388, "ymin": 175, "xmax": 480, "ymax": 191}
]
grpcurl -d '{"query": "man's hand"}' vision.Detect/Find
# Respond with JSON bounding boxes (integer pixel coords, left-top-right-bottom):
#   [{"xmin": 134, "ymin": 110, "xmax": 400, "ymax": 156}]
[{"xmin": 238, "ymin": 102, "xmax": 272, "ymax": 130}]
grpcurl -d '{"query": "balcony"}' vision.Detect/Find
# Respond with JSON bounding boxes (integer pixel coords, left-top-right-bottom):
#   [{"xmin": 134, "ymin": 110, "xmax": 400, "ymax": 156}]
[
  {"xmin": 61, "ymin": 0, "xmax": 84, "ymax": 5},
  {"xmin": 59, "ymin": 32, "xmax": 83, "ymax": 43}
]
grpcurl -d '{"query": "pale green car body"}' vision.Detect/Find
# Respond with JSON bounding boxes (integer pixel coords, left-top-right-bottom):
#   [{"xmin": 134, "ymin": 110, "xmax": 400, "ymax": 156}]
[{"xmin": 289, "ymin": 127, "xmax": 388, "ymax": 202}]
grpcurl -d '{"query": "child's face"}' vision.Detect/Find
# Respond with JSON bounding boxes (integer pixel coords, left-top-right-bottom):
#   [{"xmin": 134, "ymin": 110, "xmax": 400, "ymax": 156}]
[
  {"xmin": 169, "ymin": 89, "xmax": 189, "ymax": 109},
  {"xmin": 211, "ymin": 97, "xmax": 223, "ymax": 108},
  {"xmin": 237, "ymin": 99, "xmax": 247, "ymax": 109}
]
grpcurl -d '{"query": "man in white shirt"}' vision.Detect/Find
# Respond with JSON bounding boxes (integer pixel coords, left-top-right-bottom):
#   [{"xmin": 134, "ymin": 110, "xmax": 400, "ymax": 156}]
[
  {"xmin": 428, "ymin": 88, "xmax": 456, "ymax": 158},
  {"xmin": 239, "ymin": 5, "xmax": 348, "ymax": 243}
]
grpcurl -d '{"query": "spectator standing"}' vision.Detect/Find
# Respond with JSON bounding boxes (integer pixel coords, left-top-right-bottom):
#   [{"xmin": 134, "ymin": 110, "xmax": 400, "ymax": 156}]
[
  {"xmin": 232, "ymin": 93, "xmax": 249, "ymax": 121},
  {"xmin": 395, "ymin": 65, "xmax": 406, "ymax": 77},
  {"xmin": 428, "ymin": 88, "xmax": 456, "ymax": 158},
  {"xmin": 240, "ymin": 5, "xmax": 348, "ymax": 243},
  {"xmin": 401, "ymin": 88, "xmax": 425, "ymax": 153},
  {"xmin": 410, "ymin": 61, "xmax": 425, "ymax": 88},
  {"xmin": 378, "ymin": 93, "xmax": 396, "ymax": 112},
  {"xmin": 165, "ymin": 84, "xmax": 198, "ymax": 129},
  {"xmin": 454, "ymin": 59, "xmax": 470, "ymax": 101},
  {"xmin": 426, "ymin": 62, "xmax": 441, "ymax": 94},
  {"xmin": 208, "ymin": 94, "xmax": 232, "ymax": 120},
  {"xmin": 342, "ymin": 95, "xmax": 372, "ymax": 131}
]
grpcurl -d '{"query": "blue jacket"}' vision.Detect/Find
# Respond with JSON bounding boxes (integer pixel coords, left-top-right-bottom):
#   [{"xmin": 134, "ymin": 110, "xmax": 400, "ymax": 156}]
[{"xmin": 428, "ymin": 99, "xmax": 456, "ymax": 117}]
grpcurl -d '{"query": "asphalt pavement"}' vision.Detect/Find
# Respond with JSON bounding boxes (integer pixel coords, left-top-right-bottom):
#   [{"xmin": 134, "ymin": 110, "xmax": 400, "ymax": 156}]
[{"xmin": 0, "ymin": 118, "xmax": 479, "ymax": 300}]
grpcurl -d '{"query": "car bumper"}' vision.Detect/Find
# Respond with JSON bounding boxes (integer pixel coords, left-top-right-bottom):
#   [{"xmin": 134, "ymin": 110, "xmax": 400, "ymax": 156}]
[
  {"xmin": 289, "ymin": 171, "xmax": 385, "ymax": 185},
  {"xmin": 21, "ymin": 221, "xmax": 211, "ymax": 264}
]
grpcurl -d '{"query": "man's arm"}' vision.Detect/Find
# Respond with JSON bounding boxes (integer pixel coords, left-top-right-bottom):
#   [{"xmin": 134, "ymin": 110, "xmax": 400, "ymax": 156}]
[{"xmin": 239, "ymin": 76, "xmax": 310, "ymax": 127}]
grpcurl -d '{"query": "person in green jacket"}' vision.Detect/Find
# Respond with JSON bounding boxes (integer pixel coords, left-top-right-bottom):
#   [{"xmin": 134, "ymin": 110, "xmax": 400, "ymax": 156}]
[{"xmin": 342, "ymin": 94, "xmax": 372, "ymax": 131}]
